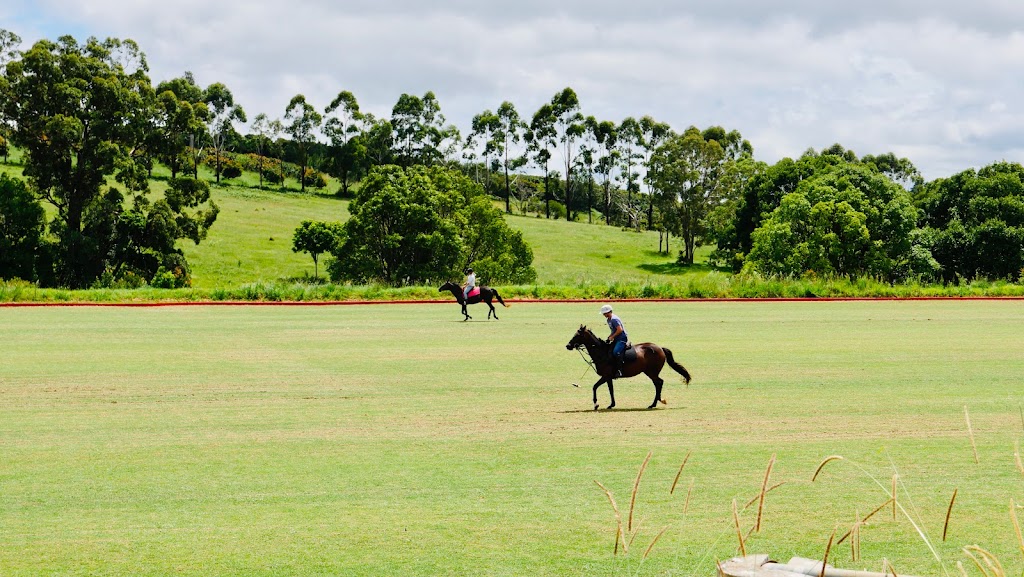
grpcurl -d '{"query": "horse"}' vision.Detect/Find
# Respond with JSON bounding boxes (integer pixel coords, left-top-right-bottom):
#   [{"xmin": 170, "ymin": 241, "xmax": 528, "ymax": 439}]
[
  {"xmin": 566, "ymin": 325, "xmax": 691, "ymax": 410},
  {"xmin": 438, "ymin": 280, "xmax": 509, "ymax": 321}
]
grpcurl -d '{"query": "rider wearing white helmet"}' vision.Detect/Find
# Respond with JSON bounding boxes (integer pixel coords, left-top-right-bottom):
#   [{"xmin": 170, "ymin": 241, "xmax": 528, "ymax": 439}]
[{"xmin": 600, "ymin": 304, "xmax": 628, "ymax": 376}]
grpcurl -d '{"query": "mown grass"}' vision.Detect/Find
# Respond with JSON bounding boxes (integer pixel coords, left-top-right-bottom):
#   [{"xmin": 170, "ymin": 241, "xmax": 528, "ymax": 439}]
[{"xmin": 2, "ymin": 301, "xmax": 1024, "ymax": 576}]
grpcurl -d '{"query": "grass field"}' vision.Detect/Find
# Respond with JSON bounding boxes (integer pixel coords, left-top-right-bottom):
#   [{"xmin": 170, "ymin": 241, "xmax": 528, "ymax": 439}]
[{"xmin": 3, "ymin": 301, "xmax": 1024, "ymax": 576}]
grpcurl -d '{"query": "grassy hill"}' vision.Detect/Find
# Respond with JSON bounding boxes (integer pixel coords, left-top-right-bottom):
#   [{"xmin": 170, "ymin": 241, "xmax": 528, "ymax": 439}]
[{"xmin": 1, "ymin": 157, "xmax": 712, "ymax": 289}]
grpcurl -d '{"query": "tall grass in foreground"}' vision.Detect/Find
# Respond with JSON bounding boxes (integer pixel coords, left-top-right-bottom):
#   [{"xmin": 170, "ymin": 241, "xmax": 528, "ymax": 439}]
[{"xmin": 601, "ymin": 446, "xmax": 1024, "ymax": 576}]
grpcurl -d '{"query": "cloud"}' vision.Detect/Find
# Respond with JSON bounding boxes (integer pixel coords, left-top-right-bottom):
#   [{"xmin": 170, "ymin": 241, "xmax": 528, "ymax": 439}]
[{"xmin": 5, "ymin": 0, "xmax": 1024, "ymax": 179}]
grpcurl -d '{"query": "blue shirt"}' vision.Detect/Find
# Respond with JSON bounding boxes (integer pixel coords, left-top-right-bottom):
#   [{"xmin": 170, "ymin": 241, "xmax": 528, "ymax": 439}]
[{"xmin": 606, "ymin": 315, "xmax": 628, "ymax": 342}]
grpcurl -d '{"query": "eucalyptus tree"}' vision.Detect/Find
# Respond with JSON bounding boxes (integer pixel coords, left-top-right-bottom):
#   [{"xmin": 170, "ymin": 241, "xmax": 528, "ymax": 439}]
[
  {"xmin": 616, "ymin": 117, "xmax": 643, "ymax": 227},
  {"xmin": 550, "ymin": 88, "xmax": 584, "ymax": 221},
  {"xmin": 284, "ymin": 94, "xmax": 323, "ymax": 193},
  {"xmin": 324, "ymin": 90, "xmax": 364, "ymax": 196},
  {"xmin": 639, "ymin": 116, "xmax": 672, "ymax": 228},
  {"xmin": 154, "ymin": 73, "xmax": 208, "ymax": 178},
  {"xmin": 527, "ymin": 103, "xmax": 557, "ymax": 218},
  {"xmin": 592, "ymin": 119, "xmax": 619, "ymax": 223},
  {"xmin": 494, "ymin": 102, "xmax": 527, "ymax": 213},
  {"xmin": 468, "ymin": 108, "xmax": 500, "ymax": 192},
  {"xmin": 204, "ymin": 82, "xmax": 246, "ymax": 184},
  {"xmin": 361, "ymin": 113, "xmax": 394, "ymax": 168},
  {"xmin": 391, "ymin": 91, "xmax": 454, "ymax": 167},
  {"xmin": 579, "ymin": 117, "xmax": 601, "ymax": 223},
  {"xmin": 0, "ymin": 29, "xmax": 21, "ymax": 163},
  {"xmin": 3, "ymin": 35, "xmax": 218, "ymax": 288},
  {"xmin": 249, "ymin": 113, "xmax": 275, "ymax": 189}
]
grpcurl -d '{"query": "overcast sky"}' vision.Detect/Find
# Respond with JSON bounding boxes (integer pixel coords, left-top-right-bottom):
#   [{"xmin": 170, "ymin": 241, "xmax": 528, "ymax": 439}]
[{"xmin": 5, "ymin": 1, "xmax": 1024, "ymax": 180}]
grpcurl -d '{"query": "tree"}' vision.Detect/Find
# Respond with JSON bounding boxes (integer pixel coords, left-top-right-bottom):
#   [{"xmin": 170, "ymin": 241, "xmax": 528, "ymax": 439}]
[
  {"xmin": 0, "ymin": 29, "xmax": 21, "ymax": 164},
  {"xmin": 917, "ymin": 161, "xmax": 1024, "ymax": 281},
  {"xmin": 249, "ymin": 113, "xmax": 275, "ymax": 189},
  {"xmin": 204, "ymin": 82, "xmax": 246, "ymax": 184},
  {"xmin": 2, "ymin": 35, "xmax": 155, "ymax": 287},
  {"xmin": 592, "ymin": 120, "xmax": 619, "ymax": 223},
  {"xmin": 154, "ymin": 72, "xmax": 208, "ymax": 178},
  {"xmin": 617, "ymin": 117, "xmax": 643, "ymax": 227},
  {"xmin": 324, "ymin": 90, "xmax": 363, "ymax": 196},
  {"xmin": 550, "ymin": 88, "xmax": 584, "ymax": 221},
  {"xmin": 648, "ymin": 127, "xmax": 733, "ymax": 264},
  {"xmin": 468, "ymin": 108, "xmax": 500, "ymax": 193},
  {"xmin": 0, "ymin": 173, "xmax": 44, "ymax": 281},
  {"xmin": 390, "ymin": 91, "xmax": 455, "ymax": 167},
  {"xmin": 292, "ymin": 220, "xmax": 343, "ymax": 278},
  {"xmin": 639, "ymin": 116, "xmax": 671, "ymax": 228},
  {"xmin": 284, "ymin": 94, "xmax": 323, "ymax": 193},
  {"xmin": 330, "ymin": 164, "xmax": 535, "ymax": 286},
  {"xmin": 745, "ymin": 162, "xmax": 921, "ymax": 280},
  {"xmin": 495, "ymin": 102, "xmax": 527, "ymax": 214},
  {"xmin": 526, "ymin": 104, "xmax": 557, "ymax": 218},
  {"xmin": 330, "ymin": 165, "xmax": 463, "ymax": 285}
]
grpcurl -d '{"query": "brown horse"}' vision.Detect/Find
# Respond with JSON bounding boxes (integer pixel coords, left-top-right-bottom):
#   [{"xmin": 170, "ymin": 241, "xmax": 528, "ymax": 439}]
[
  {"xmin": 566, "ymin": 325, "xmax": 691, "ymax": 410},
  {"xmin": 439, "ymin": 281, "xmax": 509, "ymax": 321}
]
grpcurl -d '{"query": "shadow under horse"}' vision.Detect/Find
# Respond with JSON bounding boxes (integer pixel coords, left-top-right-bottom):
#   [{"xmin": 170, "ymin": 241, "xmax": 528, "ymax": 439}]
[
  {"xmin": 566, "ymin": 325, "xmax": 691, "ymax": 410},
  {"xmin": 438, "ymin": 281, "xmax": 509, "ymax": 321}
]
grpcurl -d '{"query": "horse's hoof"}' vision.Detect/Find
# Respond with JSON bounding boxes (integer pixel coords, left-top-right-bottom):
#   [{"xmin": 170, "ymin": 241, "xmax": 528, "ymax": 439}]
[
  {"xmin": 594, "ymin": 404, "xmax": 599, "ymax": 411},
  {"xmin": 660, "ymin": 399, "xmax": 667, "ymax": 405},
  {"xmin": 607, "ymin": 405, "xmax": 615, "ymax": 410}
]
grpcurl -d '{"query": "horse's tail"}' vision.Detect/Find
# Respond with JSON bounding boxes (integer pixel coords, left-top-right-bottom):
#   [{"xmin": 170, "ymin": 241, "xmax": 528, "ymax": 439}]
[
  {"xmin": 663, "ymin": 347, "xmax": 691, "ymax": 385},
  {"xmin": 494, "ymin": 289, "xmax": 509, "ymax": 308}
]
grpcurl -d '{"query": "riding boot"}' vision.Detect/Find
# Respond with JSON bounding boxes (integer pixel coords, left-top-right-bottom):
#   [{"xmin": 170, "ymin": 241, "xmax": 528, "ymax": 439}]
[{"xmin": 614, "ymin": 356, "xmax": 624, "ymax": 378}]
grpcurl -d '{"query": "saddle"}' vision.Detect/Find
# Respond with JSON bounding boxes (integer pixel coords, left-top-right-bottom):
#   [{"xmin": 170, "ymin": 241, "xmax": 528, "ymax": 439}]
[
  {"xmin": 466, "ymin": 287, "xmax": 480, "ymax": 299},
  {"xmin": 608, "ymin": 342, "xmax": 637, "ymax": 363}
]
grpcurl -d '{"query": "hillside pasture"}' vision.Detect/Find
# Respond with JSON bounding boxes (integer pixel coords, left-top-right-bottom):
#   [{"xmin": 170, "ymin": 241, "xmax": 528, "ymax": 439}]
[{"xmin": 2, "ymin": 301, "xmax": 1023, "ymax": 576}]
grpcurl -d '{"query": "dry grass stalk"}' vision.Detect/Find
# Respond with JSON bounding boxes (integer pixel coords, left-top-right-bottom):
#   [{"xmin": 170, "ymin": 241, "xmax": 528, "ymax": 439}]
[
  {"xmin": 669, "ymin": 450, "xmax": 691, "ymax": 495},
  {"xmin": 684, "ymin": 480, "xmax": 693, "ymax": 514},
  {"xmin": 882, "ymin": 558, "xmax": 900, "ymax": 577},
  {"xmin": 642, "ymin": 525, "xmax": 669, "ymax": 561},
  {"xmin": 837, "ymin": 499, "xmax": 893, "ymax": 545},
  {"xmin": 1012, "ymin": 499, "xmax": 1024, "ymax": 561},
  {"xmin": 943, "ymin": 488, "xmax": 958, "ymax": 541},
  {"xmin": 627, "ymin": 516, "xmax": 646, "ymax": 549},
  {"xmin": 1015, "ymin": 440, "xmax": 1024, "ymax": 476},
  {"xmin": 744, "ymin": 482, "xmax": 786, "ymax": 509},
  {"xmin": 964, "ymin": 545, "xmax": 1006, "ymax": 577},
  {"xmin": 756, "ymin": 453, "xmax": 776, "ymax": 533},
  {"xmin": 850, "ymin": 508, "xmax": 861, "ymax": 563},
  {"xmin": 964, "ymin": 405, "xmax": 980, "ymax": 464},
  {"xmin": 732, "ymin": 498, "xmax": 746, "ymax": 557},
  {"xmin": 819, "ymin": 527, "xmax": 836, "ymax": 577},
  {"xmin": 594, "ymin": 480, "xmax": 625, "ymax": 555},
  {"xmin": 891, "ymin": 474, "xmax": 898, "ymax": 521},
  {"xmin": 628, "ymin": 451, "xmax": 652, "ymax": 532},
  {"xmin": 811, "ymin": 455, "xmax": 844, "ymax": 482},
  {"xmin": 956, "ymin": 560, "xmax": 968, "ymax": 577}
]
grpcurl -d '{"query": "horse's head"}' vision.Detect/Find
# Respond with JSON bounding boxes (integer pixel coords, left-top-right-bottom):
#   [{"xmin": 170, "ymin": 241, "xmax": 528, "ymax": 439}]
[
  {"xmin": 566, "ymin": 324, "xmax": 596, "ymax": 350},
  {"xmin": 439, "ymin": 281, "xmax": 456, "ymax": 293}
]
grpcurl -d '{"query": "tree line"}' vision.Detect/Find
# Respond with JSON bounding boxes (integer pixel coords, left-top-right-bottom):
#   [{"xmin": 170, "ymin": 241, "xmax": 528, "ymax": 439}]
[{"xmin": 2, "ymin": 30, "xmax": 1023, "ymax": 288}]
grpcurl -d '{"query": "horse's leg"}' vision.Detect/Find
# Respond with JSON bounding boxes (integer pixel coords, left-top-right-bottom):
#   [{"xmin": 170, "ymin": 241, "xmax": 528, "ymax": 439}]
[
  {"xmin": 648, "ymin": 375, "xmax": 665, "ymax": 409},
  {"xmin": 606, "ymin": 379, "xmax": 616, "ymax": 410},
  {"xmin": 488, "ymin": 300, "xmax": 498, "ymax": 320},
  {"xmin": 591, "ymin": 377, "xmax": 608, "ymax": 411},
  {"xmin": 462, "ymin": 303, "xmax": 471, "ymax": 321}
]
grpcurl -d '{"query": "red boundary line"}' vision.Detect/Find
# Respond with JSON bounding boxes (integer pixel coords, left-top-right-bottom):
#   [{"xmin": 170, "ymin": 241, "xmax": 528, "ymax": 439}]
[{"xmin": 2, "ymin": 296, "xmax": 1024, "ymax": 307}]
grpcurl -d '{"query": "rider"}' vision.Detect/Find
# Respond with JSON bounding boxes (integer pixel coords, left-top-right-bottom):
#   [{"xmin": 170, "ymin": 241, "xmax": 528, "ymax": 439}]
[
  {"xmin": 462, "ymin": 267, "xmax": 476, "ymax": 301},
  {"xmin": 600, "ymin": 304, "xmax": 628, "ymax": 377}
]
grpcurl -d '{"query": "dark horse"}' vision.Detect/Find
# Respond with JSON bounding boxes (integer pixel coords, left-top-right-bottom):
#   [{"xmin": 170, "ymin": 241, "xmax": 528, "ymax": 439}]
[
  {"xmin": 566, "ymin": 325, "xmax": 691, "ymax": 410},
  {"xmin": 439, "ymin": 281, "xmax": 509, "ymax": 321}
]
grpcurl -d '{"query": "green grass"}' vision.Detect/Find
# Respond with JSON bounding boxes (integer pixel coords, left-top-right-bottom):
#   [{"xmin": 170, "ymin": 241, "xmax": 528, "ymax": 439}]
[{"xmin": 2, "ymin": 301, "xmax": 1024, "ymax": 575}]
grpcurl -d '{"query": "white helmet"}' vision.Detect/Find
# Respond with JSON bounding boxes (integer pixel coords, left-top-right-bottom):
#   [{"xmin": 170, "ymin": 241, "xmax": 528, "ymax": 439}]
[{"xmin": 600, "ymin": 305, "xmax": 613, "ymax": 314}]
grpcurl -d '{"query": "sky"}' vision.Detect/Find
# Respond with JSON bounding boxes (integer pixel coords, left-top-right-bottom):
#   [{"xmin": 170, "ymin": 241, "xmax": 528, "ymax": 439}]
[{"xmin": 4, "ymin": 0, "xmax": 1024, "ymax": 180}]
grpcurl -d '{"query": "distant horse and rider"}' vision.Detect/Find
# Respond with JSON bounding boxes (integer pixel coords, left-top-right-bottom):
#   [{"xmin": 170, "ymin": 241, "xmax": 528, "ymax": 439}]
[
  {"xmin": 566, "ymin": 324, "xmax": 691, "ymax": 410},
  {"xmin": 438, "ymin": 280, "xmax": 509, "ymax": 321}
]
